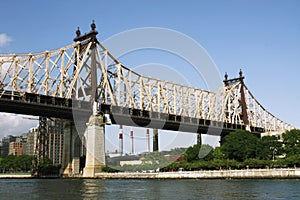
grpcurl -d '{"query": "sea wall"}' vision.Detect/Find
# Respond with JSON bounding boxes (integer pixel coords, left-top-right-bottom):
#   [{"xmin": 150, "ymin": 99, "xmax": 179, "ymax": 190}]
[
  {"xmin": 2, "ymin": 168, "xmax": 300, "ymax": 179},
  {"xmin": 95, "ymin": 168, "xmax": 300, "ymax": 179},
  {"xmin": 0, "ymin": 174, "xmax": 32, "ymax": 178}
]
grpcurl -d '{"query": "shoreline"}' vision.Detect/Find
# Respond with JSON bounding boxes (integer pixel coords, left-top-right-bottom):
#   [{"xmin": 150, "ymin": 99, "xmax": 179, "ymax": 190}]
[
  {"xmin": 94, "ymin": 168, "xmax": 300, "ymax": 179},
  {"xmin": 0, "ymin": 174, "xmax": 32, "ymax": 179},
  {"xmin": 1, "ymin": 168, "xmax": 300, "ymax": 179}
]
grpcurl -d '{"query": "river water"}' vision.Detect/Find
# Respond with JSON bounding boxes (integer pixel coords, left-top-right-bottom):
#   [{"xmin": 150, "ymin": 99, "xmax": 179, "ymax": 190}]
[{"xmin": 0, "ymin": 179, "xmax": 299, "ymax": 199}]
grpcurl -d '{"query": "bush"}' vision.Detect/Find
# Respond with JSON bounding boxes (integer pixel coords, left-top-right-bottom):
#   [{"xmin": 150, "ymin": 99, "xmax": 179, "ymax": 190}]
[
  {"xmin": 101, "ymin": 166, "xmax": 120, "ymax": 173},
  {"xmin": 243, "ymin": 159, "xmax": 271, "ymax": 169},
  {"xmin": 284, "ymin": 154, "xmax": 300, "ymax": 167}
]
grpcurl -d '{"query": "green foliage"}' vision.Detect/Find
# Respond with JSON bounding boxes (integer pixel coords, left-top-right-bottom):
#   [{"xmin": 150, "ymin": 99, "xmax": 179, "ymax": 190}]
[
  {"xmin": 110, "ymin": 149, "xmax": 186, "ymax": 172},
  {"xmin": 184, "ymin": 144, "xmax": 201, "ymax": 162},
  {"xmin": 162, "ymin": 129, "xmax": 300, "ymax": 172},
  {"xmin": 102, "ymin": 166, "xmax": 120, "ymax": 173},
  {"xmin": 167, "ymin": 148, "xmax": 186, "ymax": 156},
  {"xmin": 221, "ymin": 130, "xmax": 261, "ymax": 162},
  {"xmin": 37, "ymin": 158, "xmax": 60, "ymax": 176},
  {"xmin": 0, "ymin": 155, "xmax": 34, "ymax": 172},
  {"xmin": 212, "ymin": 147, "xmax": 225, "ymax": 160},
  {"xmin": 259, "ymin": 136, "xmax": 283, "ymax": 160},
  {"xmin": 198, "ymin": 144, "xmax": 214, "ymax": 161},
  {"xmin": 184, "ymin": 144, "xmax": 214, "ymax": 162},
  {"xmin": 284, "ymin": 154, "xmax": 300, "ymax": 167},
  {"xmin": 161, "ymin": 159, "xmax": 243, "ymax": 171},
  {"xmin": 282, "ymin": 129, "xmax": 300, "ymax": 157},
  {"xmin": 243, "ymin": 159, "xmax": 271, "ymax": 169},
  {"xmin": 144, "ymin": 152, "xmax": 167, "ymax": 164}
]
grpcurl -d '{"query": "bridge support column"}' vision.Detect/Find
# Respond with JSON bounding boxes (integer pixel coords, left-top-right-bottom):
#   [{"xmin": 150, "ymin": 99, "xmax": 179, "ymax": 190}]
[
  {"xmin": 61, "ymin": 121, "xmax": 73, "ymax": 176},
  {"xmin": 220, "ymin": 133, "xmax": 228, "ymax": 146},
  {"xmin": 83, "ymin": 114, "xmax": 106, "ymax": 177},
  {"xmin": 71, "ymin": 132, "xmax": 82, "ymax": 175},
  {"xmin": 197, "ymin": 133, "xmax": 202, "ymax": 145},
  {"xmin": 61, "ymin": 121, "xmax": 82, "ymax": 176},
  {"xmin": 153, "ymin": 129, "xmax": 159, "ymax": 152},
  {"xmin": 71, "ymin": 157, "xmax": 80, "ymax": 175}
]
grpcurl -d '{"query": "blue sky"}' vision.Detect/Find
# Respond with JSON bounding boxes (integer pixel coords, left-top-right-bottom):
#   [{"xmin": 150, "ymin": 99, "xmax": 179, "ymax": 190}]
[{"xmin": 0, "ymin": 0, "xmax": 299, "ymax": 151}]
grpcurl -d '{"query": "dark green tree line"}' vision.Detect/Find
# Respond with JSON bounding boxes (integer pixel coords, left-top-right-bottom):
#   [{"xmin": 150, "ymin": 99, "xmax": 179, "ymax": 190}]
[
  {"xmin": 161, "ymin": 129, "xmax": 300, "ymax": 172},
  {"xmin": 0, "ymin": 155, "xmax": 34, "ymax": 172}
]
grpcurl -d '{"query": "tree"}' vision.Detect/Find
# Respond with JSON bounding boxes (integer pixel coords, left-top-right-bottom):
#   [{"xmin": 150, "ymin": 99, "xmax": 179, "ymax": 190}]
[
  {"xmin": 143, "ymin": 151, "xmax": 168, "ymax": 167},
  {"xmin": 0, "ymin": 155, "xmax": 34, "ymax": 172},
  {"xmin": 0, "ymin": 157, "xmax": 3, "ymax": 172},
  {"xmin": 221, "ymin": 130, "xmax": 261, "ymax": 162},
  {"xmin": 284, "ymin": 154, "xmax": 300, "ymax": 167},
  {"xmin": 212, "ymin": 147, "xmax": 225, "ymax": 160},
  {"xmin": 199, "ymin": 144, "xmax": 214, "ymax": 161},
  {"xmin": 38, "ymin": 158, "xmax": 60, "ymax": 176},
  {"xmin": 17, "ymin": 155, "xmax": 34, "ymax": 171},
  {"xmin": 184, "ymin": 144, "xmax": 201, "ymax": 162},
  {"xmin": 282, "ymin": 129, "xmax": 300, "ymax": 157},
  {"xmin": 259, "ymin": 136, "xmax": 283, "ymax": 160},
  {"xmin": 168, "ymin": 148, "xmax": 185, "ymax": 156},
  {"xmin": 184, "ymin": 144, "xmax": 213, "ymax": 162}
]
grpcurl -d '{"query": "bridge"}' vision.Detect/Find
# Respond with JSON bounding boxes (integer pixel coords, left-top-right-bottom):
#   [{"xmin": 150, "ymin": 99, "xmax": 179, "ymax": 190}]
[{"xmin": 0, "ymin": 22, "xmax": 295, "ymax": 177}]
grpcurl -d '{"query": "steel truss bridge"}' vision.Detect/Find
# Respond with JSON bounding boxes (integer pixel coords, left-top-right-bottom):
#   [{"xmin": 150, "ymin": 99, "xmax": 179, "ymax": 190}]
[{"xmin": 0, "ymin": 22, "xmax": 295, "ymax": 138}]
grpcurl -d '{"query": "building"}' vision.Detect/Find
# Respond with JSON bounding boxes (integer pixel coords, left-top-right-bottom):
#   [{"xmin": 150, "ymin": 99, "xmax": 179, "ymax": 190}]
[
  {"xmin": 120, "ymin": 160, "xmax": 143, "ymax": 166},
  {"xmin": 47, "ymin": 119, "xmax": 64, "ymax": 166},
  {"xmin": 0, "ymin": 141, "xmax": 2, "ymax": 157},
  {"xmin": 21, "ymin": 119, "xmax": 65, "ymax": 166},
  {"xmin": 9, "ymin": 142, "xmax": 24, "ymax": 156},
  {"xmin": 107, "ymin": 154, "xmax": 145, "ymax": 166},
  {"xmin": 1, "ymin": 135, "xmax": 16, "ymax": 157},
  {"xmin": 16, "ymin": 134, "xmax": 27, "ymax": 143},
  {"xmin": 25, "ymin": 127, "xmax": 38, "ymax": 156}
]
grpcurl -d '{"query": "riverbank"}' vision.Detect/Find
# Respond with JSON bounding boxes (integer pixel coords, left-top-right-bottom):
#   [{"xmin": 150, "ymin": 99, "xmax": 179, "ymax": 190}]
[
  {"xmin": 94, "ymin": 168, "xmax": 300, "ymax": 179},
  {"xmin": 1, "ymin": 168, "xmax": 300, "ymax": 179},
  {"xmin": 0, "ymin": 174, "xmax": 32, "ymax": 178}
]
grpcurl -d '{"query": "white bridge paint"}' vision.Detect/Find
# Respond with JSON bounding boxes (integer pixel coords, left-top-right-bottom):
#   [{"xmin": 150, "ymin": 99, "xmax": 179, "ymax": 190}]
[
  {"xmin": 0, "ymin": 30, "xmax": 296, "ymax": 178},
  {"xmin": 0, "ymin": 39, "xmax": 295, "ymax": 133}
]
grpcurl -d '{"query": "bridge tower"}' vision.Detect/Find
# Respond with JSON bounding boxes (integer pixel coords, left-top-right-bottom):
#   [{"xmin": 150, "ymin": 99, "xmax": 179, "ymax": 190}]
[
  {"xmin": 221, "ymin": 70, "xmax": 250, "ymax": 144},
  {"xmin": 223, "ymin": 69, "xmax": 249, "ymax": 129},
  {"xmin": 73, "ymin": 21, "xmax": 106, "ymax": 177}
]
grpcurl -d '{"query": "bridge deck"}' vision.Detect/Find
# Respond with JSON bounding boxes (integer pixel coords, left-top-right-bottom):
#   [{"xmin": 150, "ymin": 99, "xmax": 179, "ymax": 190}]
[{"xmin": 0, "ymin": 90, "xmax": 264, "ymax": 135}]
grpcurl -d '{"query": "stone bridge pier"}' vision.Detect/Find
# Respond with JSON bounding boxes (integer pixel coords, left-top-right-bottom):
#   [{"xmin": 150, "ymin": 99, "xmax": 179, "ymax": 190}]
[
  {"xmin": 61, "ymin": 121, "xmax": 83, "ymax": 176},
  {"xmin": 61, "ymin": 114, "xmax": 106, "ymax": 177},
  {"xmin": 83, "ymin": 114, "xmax": 106, "ymax": 177}
]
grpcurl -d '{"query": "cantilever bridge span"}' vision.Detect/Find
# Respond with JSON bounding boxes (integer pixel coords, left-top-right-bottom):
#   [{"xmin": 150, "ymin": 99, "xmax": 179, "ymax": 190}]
[
  {"xmin": 0, "ymin": 27, "xmax": 294, "ymax": 135},
  {"xmin": 0, "ymin": 23, "xmax": 295, "ymax": 176}
]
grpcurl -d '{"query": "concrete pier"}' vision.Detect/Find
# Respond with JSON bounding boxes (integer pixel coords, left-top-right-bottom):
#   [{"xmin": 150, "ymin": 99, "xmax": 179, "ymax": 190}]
[
  {"xmin": 83, "ymin": 115, "xmax": 106, "ymax": 177},
  {"xmin": 130, "ymin": 128, "xmax": 134, "ymax": 155},
  {"xmin": 197, "ymin": 133, "xmax": 202, "ymax": 145},
  {"xmin": 61, "ymin": 121, "xmax": 83, "ymax": 176},
  {"xmin": 153, "ymin": 129, "xmax": 159, "ymax": 152},
  {"xmin": 61, "ymin": 121, "xmax": 73, "ymax": 176}
]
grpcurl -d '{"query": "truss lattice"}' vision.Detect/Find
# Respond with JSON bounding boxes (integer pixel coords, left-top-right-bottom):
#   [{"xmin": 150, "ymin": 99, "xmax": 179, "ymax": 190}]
[{"xmin": 0, "ymin": 38, "xmax": 295, "ymax": 133}]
